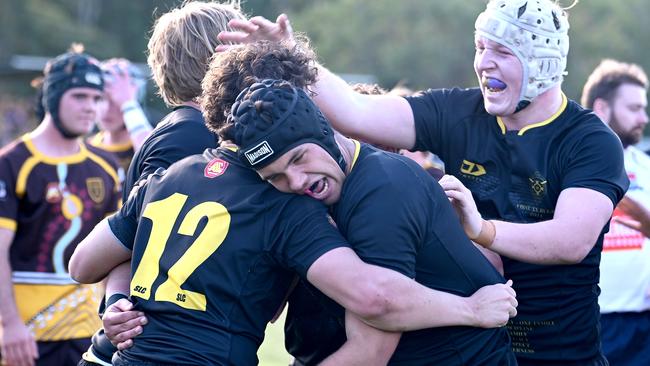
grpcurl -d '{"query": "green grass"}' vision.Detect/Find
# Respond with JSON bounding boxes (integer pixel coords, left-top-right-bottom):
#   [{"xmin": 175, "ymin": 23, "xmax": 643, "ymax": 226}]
[{"xmin": 257, "ymin": 309, "xmax": 292, "ymax": 366}]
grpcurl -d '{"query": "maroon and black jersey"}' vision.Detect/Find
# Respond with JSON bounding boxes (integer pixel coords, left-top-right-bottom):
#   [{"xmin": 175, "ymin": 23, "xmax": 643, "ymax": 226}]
[
  {"xmin": 88, "ymin": 131, "xmax": 134, "ymax": 174},
  {"xmin": 0, "ymin": 134, "xmax": 121, "ymax": 341}
]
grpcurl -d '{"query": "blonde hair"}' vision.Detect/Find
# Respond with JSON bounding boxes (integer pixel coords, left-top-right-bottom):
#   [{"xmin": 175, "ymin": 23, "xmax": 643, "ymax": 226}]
[{"xmin": 147, "ymin": 1, "xmax": 246, "ymax": 106}]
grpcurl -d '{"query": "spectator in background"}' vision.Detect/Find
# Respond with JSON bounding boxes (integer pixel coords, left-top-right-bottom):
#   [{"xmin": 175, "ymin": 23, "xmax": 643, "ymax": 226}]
[
  {"xmin": 0, "ymin": 47, "xmax": 121, "ymax": 366},
  {"xmin": 87, "ymin": 58, "xmax": 152, "ymax": 174},
  {"xmin": 217, "ymin": 0, "xmax": 629, "ymax": 363},
  {"xmin": 581, "ymin": 58, "xmax": 650, "ymax": 366}
]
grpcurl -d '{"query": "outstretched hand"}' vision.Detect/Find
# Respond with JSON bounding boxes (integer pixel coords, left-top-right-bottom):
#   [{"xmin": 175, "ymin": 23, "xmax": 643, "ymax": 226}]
[
  {"xmin": 102, "ymin": 298, "xmax": 148, "ymax": 351},
  {"xmin": 439, "ymin": 174, "xmax": 483, "ymax": 239},
  {"xmin": 468, "ymin": 280, "xmax": 518, "ymax": 328},
  {"xmin": 216, "ymin": 13, "xmax": 295, "ymax": 52}
]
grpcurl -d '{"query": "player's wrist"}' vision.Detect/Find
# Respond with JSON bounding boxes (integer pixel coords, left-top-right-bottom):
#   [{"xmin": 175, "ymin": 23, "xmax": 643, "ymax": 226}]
[
  {"xmin": 106, "ymin": 293, "xmax": 129, "ymax": 309},
  {"xmin": 470, "ymin": 219, "xmax": 496, "ymax": 249},
  {"xmin": 463, "ymin": 295, "xmax": 482, "ymax": 328},
  {"xmin": 121, "ymin": 101, "xmax": 152, "ymax": 136}
]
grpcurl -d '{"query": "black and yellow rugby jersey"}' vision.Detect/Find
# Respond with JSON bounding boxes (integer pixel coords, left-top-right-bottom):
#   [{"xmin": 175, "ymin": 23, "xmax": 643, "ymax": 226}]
[
  {"xmin": 408, "ymin": 88, "xmax": 628, "ymax": 364},
  {"xmin": 0, "ymin": 135, "xmax": 121, "ymax": 341},
  {"xmin": 87, "ymin": 131, "xmax": 134, "ymax": 174},
  {"xmin": 123, "ymin": 106, "xmax": 218, "ymax": 201},
  {"xmin": 108, "ymin": 147, "xmax": 347, "ymax": 366},
  {"xmin": 286, "ymin": 142, "xmax": 514, "ymax": 365}
]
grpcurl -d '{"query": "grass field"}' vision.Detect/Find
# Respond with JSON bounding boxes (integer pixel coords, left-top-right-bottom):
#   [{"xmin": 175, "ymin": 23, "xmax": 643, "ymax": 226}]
[{"xmin": 257, "ymin": 309, "xmax": 292, "ymax": 366}]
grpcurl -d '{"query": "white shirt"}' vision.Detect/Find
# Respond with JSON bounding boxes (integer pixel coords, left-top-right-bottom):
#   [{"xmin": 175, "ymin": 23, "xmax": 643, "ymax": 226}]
[{"xmin": 599, "ymin": 146, "xmax": 650, "ymax": 313}]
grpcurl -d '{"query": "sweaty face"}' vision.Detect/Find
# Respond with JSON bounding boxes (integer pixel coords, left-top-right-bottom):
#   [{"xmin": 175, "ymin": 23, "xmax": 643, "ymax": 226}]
[
  {"xmin": 257, "ymin": 143, "xmax": 346, "ymax": 206},
  {"xmin": 58, "ymin": 87, "xmax": 104, "ymax": 136},
  {"xmin": 474, "ymin": 36, "xmax": 523, "ymax": 116},
  {"xmin": 608, "ymin": 83, "xmax": 649, "ymax": 148}
]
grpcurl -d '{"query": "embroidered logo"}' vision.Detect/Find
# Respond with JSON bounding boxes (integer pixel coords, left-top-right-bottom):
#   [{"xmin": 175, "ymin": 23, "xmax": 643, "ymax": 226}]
[
  {"xmin": 204, "ymin": 158, "xmax": 229, "ymax": 178},
  {"xmin": 529, "ymin": 172, "xmax": 547, "ymax": 197},
  {"xmin": 244, "ymin": 141, "xmax": 274, "ymax": 166},
  {"xmin": 460, "ymin": 160, "xmax": 486, "ymax": 176},
  {"xmin": 85, "ymin": 72, "xmax": 102, "ymax": 85},
  {"xmin": 86, "ymin": 177, "xmax": 105, "ymax": 204}
]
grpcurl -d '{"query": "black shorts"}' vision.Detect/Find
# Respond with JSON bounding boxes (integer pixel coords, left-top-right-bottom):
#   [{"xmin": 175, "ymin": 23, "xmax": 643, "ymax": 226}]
[{"xmin": 37, "ymin": 338, "xmax": 92, "ymax": 366}]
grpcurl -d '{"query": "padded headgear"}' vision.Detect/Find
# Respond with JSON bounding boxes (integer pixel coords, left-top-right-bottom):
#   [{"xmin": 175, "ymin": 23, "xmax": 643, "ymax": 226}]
[
  {"xmin": 230, "ymin": 79, "xmax": 346, "ymax": 172},
  {"xmin": 475, "ymin": 0, "xmax": 569, "ymax": 110},
  {"xmin": 42, "ymin": 52, "xmax": 104, "ymax": 138}
]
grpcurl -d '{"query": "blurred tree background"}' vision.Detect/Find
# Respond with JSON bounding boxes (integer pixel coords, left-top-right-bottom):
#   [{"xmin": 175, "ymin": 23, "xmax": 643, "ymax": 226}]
[{"xmin": 1, "ymin": 0, "xmax": 649, "ymax": 141}]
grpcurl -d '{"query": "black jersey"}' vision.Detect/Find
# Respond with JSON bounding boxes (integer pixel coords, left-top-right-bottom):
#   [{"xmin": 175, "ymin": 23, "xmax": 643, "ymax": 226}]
[
  {"xmin": 108, "ymin": 148, "xmax": 347, "ymax": 366},
  {"xmin": 286, "ymin": 142, "xmax": 514, "ymax": 365},
  {"xmin": 123, "ymin": 106, "xmax": 218, "ymax": 200},
  {"xmin": 408, "ymin": 88, "xmax": 628, "ymax": 364}
]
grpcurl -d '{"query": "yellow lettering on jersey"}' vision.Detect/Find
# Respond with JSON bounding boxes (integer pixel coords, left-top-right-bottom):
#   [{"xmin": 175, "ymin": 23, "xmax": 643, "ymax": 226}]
[
  {"xmin": 131, "ymin": 193, "xmax": 187, "ymax": 301},
  {"xmin": 460, "ymin": 160, "xmax": 486, "ymax": 176},
  {"xmin": 155, "ymin": 201, "xmax": 230, "ymax": 311}
]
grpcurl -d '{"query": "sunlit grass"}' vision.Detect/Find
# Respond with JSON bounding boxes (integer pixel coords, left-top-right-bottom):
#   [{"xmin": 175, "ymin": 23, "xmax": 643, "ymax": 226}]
[{"xmin": 258, "ymin": 309, "xmax": 292, "ymax": 366}]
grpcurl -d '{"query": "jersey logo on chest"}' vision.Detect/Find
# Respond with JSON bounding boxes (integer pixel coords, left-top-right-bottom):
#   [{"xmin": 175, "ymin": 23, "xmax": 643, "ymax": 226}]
[
  {"xmin": 460, "ymin": 160, "xmax": 486, "ymax": 177},
  {"xmin": 528, "ymin": 173, "xmax": 548, "ymax": 197},
  {"xmin": 86, "ymin": 177, "xmax": 105, "ymax": 204}
]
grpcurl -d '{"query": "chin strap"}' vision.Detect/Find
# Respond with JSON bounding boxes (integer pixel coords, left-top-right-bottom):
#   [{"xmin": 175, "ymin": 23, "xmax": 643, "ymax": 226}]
[{"xmin": 514, "ymin": 100, "xmax": 531, "ymax": 114}]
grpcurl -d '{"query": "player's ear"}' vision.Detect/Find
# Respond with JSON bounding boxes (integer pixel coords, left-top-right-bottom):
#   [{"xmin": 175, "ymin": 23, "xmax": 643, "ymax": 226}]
[{"xmin": 592, "ymin": 98, "xmax": 611, "ymax": 124}]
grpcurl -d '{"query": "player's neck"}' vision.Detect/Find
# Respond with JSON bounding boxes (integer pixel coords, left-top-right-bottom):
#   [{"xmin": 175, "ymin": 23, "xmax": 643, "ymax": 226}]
[
  {"xmin": 30, "ymin": 118, "xmax": 82, "ymax": 156},
  {"xmin": 500, "ymin": 86, "xmax": 564, "ymax": 131},
  {"xmin": 103, "ymin": 127, "xmax": 131, "ymax": 146},
  {"xmin": 181, "ymin": 100, "xmax": 201, "ymax": 111},
  {"xmin": 334, "ymin": 133, "xmax": 356, "ymax": 176}
]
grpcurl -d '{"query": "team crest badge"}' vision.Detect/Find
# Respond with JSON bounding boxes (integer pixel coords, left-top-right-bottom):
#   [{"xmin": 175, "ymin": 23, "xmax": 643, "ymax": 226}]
[
  {"xmin": 204, "ymin": 158, "xmax": 229, "ymax": 178},
  {"xmin": 45, "ymin": 183, "xmax": 62, "ymax": 203},
  {"xmin": 529, "ymin": 172, "xmax": 547, "ymax": 197},
  {"xmin": 86, "ymin": 177, "xmax": 105, "ymax": 203}
]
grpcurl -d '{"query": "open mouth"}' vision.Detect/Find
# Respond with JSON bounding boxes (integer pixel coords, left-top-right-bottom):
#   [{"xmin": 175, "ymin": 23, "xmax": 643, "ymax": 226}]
[
  {"xmin": 482, "ymin": 77, "xmax": 507, "ymax": 93},
  {"xmin": 305, "ymin": 177, "xmax": 329, "ymax": 200}
]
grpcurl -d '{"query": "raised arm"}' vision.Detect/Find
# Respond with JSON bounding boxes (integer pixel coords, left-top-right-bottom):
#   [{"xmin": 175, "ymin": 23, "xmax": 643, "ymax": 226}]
[
  {"xmin": 306, "ymin": 247, "xmax": 516, "ymax": 332},
  {"xmin": 217, "ymin": 14, "xmax": 417, "ymax": 150},
  {"xmin": 103, "ymin": 59, "xmax": 152, "ymax": 151}
]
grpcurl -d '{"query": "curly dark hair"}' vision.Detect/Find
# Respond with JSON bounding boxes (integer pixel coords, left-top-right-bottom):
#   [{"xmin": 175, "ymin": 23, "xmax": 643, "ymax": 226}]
[{"xmin": 200, "ymin": 38, "xmax": 318, "ymax": 141}]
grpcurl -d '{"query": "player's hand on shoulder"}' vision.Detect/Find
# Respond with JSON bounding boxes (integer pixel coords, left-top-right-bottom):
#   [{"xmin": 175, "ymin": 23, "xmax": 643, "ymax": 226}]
[
  {"xmin": 439, "ymin": 174, "xmax": 483, "ymax": 239},
  {"xmin": 467, "ymin": 279, "xmax": 517, "ymax": 328},
  {"xmin": 102, "ymin": 298, "xmax": 147, "ymax": 350}
]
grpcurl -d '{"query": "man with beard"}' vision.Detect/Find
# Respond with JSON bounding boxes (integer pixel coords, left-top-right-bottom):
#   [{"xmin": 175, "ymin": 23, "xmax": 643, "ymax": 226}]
[{"xmin": 581, "ymin": 59, "xmax": 650, "ymax": 366}]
